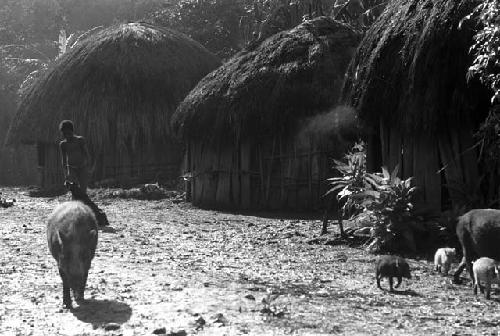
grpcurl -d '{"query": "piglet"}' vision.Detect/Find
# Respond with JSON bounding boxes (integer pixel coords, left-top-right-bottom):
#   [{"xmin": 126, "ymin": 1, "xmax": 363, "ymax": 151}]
[
  {"xmin": 375, "ymin": 255, "xmax": 411, "ymax": 292},
  {"xmin": 472, "ymin": 257, "xmax": 500, "ymax": 300},
  {"xmin": 434, "ymin": 247, "xmax": 456, "ymax": 275}
]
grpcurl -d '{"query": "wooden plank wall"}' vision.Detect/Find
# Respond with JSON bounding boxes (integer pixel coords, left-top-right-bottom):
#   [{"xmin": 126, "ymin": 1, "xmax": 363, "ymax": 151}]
[
  {"xmin": 215, "ymin": 146, "xmax": 233, "ymax": 207},
  {"xmin": 77, "ymin": 140, "xmax": 183, "ymax": 187},
  {"xmin": 190, "ymin": 121, "xmax": 484, "ymax": 211},
  {"xmin": 260, "ymin": 139, "xmax": 329, "ymax": 210},
  {"xmin": 189, "ymin": 138, "xmax": 334, "ymax": 211},
  {"xmin": 376, "ymin": 120, "xmax": 481, "ymax": 210},
  {"xmin": 413, "ymin": 133, "xmax": 441, "ymax": 207},
  {"xmin": 0, "ymin": 145, "xmax": 38, "ymax": 186},
  {"xmin": 37, "ymin": 141, "xmax": 183, "ymax": 189},
  {"xmin": 40, "ymin": 144, "xmax": 65, "ymax": 188},
  {"xmin": 191, "ymin": 141, "xmax": 244, "ymax": 209},
  {"xmin": 240, "ymin": 143, "xmax": 251, "ymax": 208},
  {"xmin": 378, "ymin": 120, "xmax": 442, "ymax": 209},
  {"xmin": 437, "ymin": 127, "xmax": 479, "ymax": 207}
]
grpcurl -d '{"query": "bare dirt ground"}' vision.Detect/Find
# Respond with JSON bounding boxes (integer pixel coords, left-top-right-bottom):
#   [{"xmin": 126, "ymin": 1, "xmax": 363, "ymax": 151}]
[{"xmin": 1, "ymin": 187, "xmax": 500, "ymax": 336}]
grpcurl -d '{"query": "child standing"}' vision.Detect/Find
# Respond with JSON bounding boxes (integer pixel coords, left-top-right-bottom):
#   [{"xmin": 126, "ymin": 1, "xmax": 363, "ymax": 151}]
[{"xmin": 59, "ymin": 120, "xmax": 90, "ymax": 194}]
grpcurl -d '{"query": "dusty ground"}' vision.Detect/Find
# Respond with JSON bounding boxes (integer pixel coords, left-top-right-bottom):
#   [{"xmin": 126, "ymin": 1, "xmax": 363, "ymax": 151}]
[{"xmin": 1, "ymin": 187, "xmax": 500, "ymax": 336}]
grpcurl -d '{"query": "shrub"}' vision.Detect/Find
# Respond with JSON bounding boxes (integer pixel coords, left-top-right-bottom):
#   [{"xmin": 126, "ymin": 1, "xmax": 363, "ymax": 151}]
[
  {"xmin": 361, "ymin": 166, "xmax": 419, "ymax": 253},
  {"xmin": 326, "ymin": 142, "xmax": 437, "ymax": 253},
  {"xmin": 325, "ymin": 141, "xmax": 369, "ymax": 235}
]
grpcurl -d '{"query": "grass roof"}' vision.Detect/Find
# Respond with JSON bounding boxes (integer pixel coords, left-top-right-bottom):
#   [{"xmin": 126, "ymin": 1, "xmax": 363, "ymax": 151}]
[
  {"xmin": 6, "ymin": 22, "xmax": 220, "ymax": 151},
  {"xmin": 171, "ymin": 16, "xmax": 361, "ymax": 144},
  {"xmin": 341, "ymin": 0, "xmax": 491, "ymax": 133}
]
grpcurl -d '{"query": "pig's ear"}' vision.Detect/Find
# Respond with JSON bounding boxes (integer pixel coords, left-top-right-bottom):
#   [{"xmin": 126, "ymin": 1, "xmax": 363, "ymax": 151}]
[
  {"xmin": 56, "ymin": 230, "xmax": 65, "ymax": 248},
  {"xmin": 56, "ymin": 231, "xmax": 65, "ymax": 259},
  {"xmin": 89, "ymin": 229, "xmax": 97, "ymax": 241}
]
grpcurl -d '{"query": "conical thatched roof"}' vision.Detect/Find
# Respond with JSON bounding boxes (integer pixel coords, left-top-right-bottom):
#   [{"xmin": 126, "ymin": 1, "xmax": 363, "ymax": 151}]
[
  {"xmin": 172, "ymin": 17, "xmax": 361, "ymax": 143},
  {"xmin": 342, "ymin": 0, "xmax": 491, "ymax": 133},
  {"xmin": 6, "ymin": 22, "xmax": 220, "ymax": 150}
]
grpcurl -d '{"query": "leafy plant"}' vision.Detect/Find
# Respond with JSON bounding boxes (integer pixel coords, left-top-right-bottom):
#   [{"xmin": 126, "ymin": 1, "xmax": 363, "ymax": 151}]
[
  {"xmin": 361, "ymin": 166, "xmax": 419, "ymax": 252},
  {"xmin": 325, "ymin": 141, "xmax": 369, "ymax": 235},
  {"xmin": 325, "ymin": 142, "xmax": 424, "ymax": 252}
]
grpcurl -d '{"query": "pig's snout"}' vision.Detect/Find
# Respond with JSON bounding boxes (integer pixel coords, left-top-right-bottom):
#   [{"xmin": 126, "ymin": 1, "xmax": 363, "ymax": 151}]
[
  {"xmin": 68, "ymin": 272, "xmax": 87, "ymax": 301},
  {"xmin": 73, "ymin": 288, "xmax": 85, "ymax": 303}
]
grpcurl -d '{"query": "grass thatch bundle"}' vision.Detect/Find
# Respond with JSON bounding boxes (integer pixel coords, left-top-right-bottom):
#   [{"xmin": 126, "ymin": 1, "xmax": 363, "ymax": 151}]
[
  {"xmin": 342, "ymin": 0, "xmax": 491, "ymax": 133},
  {"xmin": 6, "ymin": 22, "xmax": 220, "ymax": 151},
  {"xmin": 172, "ymin": 17, "xmax": 361, "ymax": 144}
]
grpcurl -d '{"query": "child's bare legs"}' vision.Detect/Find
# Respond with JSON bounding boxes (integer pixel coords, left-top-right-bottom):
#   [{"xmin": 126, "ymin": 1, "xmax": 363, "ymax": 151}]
[{"xmin": 67, "ymin": 166, "xmax": 88, "ymax": 194}]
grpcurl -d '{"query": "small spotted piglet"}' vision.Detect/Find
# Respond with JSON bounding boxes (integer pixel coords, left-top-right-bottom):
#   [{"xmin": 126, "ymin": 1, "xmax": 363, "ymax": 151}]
[
  {"xmin": 472, "ymin": 257, "xmax": 500, "ymax": 300},
  {"xmin": 375, "ymin": 255, "xmax": 411, "ymax": 292},
  {"xmin": 434, "ymin": 247, "xmax": 456, "ymax": 275}
]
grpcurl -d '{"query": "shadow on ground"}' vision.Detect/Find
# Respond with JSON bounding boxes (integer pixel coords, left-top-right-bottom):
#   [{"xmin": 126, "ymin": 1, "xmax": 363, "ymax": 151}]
[
  {"xmin": 197, "ymin": 206, "xmax": 327, "ymax": 220},
  {"xmin": 99, "ymin": 226, "xmax": 117, "ymax": 233},
  {"xmin": 390, "ymin": 289, "xmax": 421, "ymax": 297},
  {"xmin": 71, "ymin": 299, "xmax": 132, "ymax": 327}
]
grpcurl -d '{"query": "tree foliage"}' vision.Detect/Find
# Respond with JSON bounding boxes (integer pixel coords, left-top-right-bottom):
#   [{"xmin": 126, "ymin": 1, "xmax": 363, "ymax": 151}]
[
  {"xmin": 148, "ymin": 0, "xmax": 388, "ymax": 59},
  {"xmin": 467, "ymin": 0, "xmax": 500, "ymax": 104},
  {"xmin": 149, "ymin": 0, "xmax": 247, "ymax": 59},
  {"xmin": 465, "ymin": 1, "xmax": 500, "ymax": 208},
  {"xmin": 332, "ymin": 0, "xmax": 387, "ymax": 30}
]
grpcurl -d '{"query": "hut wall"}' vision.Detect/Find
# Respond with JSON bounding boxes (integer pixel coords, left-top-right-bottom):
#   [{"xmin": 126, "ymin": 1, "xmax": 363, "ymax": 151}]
[
  {"xmin": 190, "ymin": 141, "xmax": 241, "ymax": 209},
  {"xmin": 373, "ymin": 120, "xmax": 479, "ymax": 210},
  {"xmin": 0, "ymin": 145, "xmax": 38, "ymax": 186},
  {"xmin": 36, "ymin": 141, "xmax": 183, "ymax": 189},
  {"xmin": 188, "ymin": 138, "xmax": 333, "ymax": 211},
  {"xmin": 215, "ymin": 146, "xmax": 234, "ymax": 207},
  {"xmin": 38, "ymin": 143, "xmax": 65, "ymax": 189},
  {"xmin": 259, "ymin": 137, "xmax": 330, "ymax": 211},
  {"xmin": 437, "ymin": 127, "xmax": 479, "ymax": 206},
  {"xmin": 98, "ymin": 141, "xmax": 182, "ymax": 186}
]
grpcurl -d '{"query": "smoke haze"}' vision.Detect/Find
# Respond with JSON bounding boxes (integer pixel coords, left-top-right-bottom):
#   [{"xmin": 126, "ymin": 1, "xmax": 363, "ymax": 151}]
[{"xmin": 297, "ymin": 105, "xmax": 359, "ymax": 148}]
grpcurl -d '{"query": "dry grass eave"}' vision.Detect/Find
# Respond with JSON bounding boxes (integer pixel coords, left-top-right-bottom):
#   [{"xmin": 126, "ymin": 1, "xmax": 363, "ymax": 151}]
[
  {"xmin": 341, "ymin": 0, "xmax": 489, "ymax": 134},
  {"xmin": 171, "ymin": 16, "xmax": 362, "ymax": 144},
  {"xmin": 5, "ymin": 22, "xmax": 221, "ymax": 151}
]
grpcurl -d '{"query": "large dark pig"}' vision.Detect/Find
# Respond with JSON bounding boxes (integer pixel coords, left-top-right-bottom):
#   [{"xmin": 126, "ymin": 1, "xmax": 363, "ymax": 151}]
[
  {"xmin": 47, "ymin": 201, "xmax": 98, "ymax": 308},
  {"xmin": 453, "ymin": 209, "xmax": 500, "ymax": 284}
]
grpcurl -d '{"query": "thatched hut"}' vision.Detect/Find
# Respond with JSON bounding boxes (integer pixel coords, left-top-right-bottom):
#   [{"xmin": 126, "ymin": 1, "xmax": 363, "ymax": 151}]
[
  {"xmin": 172, "ymin": 17, "xmax": 361, "ymax": 210},
  {"xmin": 342, "ymin": 0, "xmax": 492, "ymax": 209},
  {"xmin": 6, "ymin": 22, "xmax": 220, "ymax": 189}
]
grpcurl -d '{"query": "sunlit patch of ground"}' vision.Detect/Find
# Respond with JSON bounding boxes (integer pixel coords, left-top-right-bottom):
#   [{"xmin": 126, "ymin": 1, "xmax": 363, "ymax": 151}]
[{"xmin": 1, "ymin": 187, "xmax": 499, "ymax": 335}]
